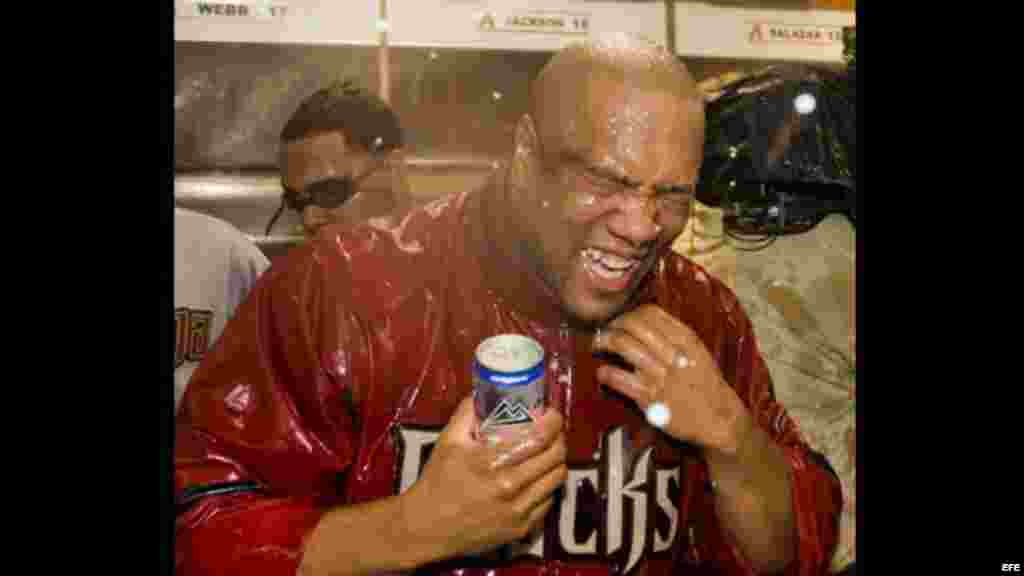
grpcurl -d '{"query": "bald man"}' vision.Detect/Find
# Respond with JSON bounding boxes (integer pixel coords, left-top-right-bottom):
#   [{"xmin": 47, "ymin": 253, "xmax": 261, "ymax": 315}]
[{"xmin": 175, "ymin": 35, "xmax": 842, "ymax": 576}]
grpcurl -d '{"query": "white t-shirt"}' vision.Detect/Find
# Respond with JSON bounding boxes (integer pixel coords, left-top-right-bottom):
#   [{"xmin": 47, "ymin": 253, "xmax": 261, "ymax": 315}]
[{"xmin": 174, "ymin": 208, "xmax": 270, "ymax": 413}]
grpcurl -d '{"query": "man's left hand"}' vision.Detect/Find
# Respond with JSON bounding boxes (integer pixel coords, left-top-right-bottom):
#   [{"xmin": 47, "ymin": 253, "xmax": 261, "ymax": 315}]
[{"xmin": 593, "ymin": 304, "xmax": 747, "ymax": 453}]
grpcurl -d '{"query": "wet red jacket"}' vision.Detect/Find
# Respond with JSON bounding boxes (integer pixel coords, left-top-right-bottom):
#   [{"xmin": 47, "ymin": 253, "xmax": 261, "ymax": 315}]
[{"xmin": 175, "ymin": 182, "xmax": 842, "ymax": 576}]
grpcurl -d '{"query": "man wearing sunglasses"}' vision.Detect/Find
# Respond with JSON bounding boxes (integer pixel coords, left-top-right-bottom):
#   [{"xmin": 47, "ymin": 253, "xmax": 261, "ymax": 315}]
[
  {"xmin": 265, "ymin": 81, "xmax": 409, "ymax": 239},
  {"xmin": 176, "ymin": 35, "xmax": 841, "ymax": 576}
]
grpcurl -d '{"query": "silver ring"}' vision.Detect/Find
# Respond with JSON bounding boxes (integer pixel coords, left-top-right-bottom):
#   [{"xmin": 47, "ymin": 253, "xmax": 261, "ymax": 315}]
[
  {"xmin": 646, "ymin": 402, "xmax": 671, "ymax": 429},
  {"xmin": 673, "ymin": 350, "xmax": 692, "ymax": 369}
]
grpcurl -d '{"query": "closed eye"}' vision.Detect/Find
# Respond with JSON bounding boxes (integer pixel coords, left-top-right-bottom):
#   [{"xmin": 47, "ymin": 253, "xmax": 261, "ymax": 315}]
[
  {"xmin": 659, "ymin": 193, "xmax": 690, "ymax": 204},
  {"xmin": 579, "ymin": 168, "xmax": 629, "ymax": 196},
  {"xmin": 654, "ymin": 184, "xmax": 695, "ymax": 196},
  {"xmin": 654, "ymin": 185, "xmax": 694, "ymax": 214}
]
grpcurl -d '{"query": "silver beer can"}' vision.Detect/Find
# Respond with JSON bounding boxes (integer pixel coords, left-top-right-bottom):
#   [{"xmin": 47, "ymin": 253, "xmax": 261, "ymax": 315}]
[{"xmin": 473, "ymin": 334, "xmax": 546, "ymax": 439}]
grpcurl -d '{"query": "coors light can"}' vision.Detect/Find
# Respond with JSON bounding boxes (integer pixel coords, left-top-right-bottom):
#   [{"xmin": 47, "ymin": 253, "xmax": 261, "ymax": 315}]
[{"xmin": 473, "ymin": 334, "xmax": 546, "ymax": 440}]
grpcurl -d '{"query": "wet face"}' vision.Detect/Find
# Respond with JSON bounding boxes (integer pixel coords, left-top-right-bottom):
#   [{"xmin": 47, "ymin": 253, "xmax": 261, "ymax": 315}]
[
  {"xmin": 281, "ymin": 131, "xmax": 400, "ymax": 237},
  {"xmin": 518, "ymin": 79, "xmax": 703, "ymax": 327}
]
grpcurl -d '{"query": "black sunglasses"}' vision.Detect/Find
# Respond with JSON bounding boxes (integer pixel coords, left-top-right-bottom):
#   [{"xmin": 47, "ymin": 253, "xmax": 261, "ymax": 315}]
[
  {"xmin": 285, "ymin": 177, "xmax": 359, "ymax": 211},
  {"xmin": 265, "ymin": 156, "xmax": 392, "ymax": 236},
  {"xmin": 264, "ymin": 177, "xmax": 358, "ymax": 236}
]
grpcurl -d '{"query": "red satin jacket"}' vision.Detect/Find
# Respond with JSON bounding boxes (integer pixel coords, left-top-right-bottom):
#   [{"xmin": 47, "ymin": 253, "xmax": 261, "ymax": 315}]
[{"xmin": 174, "ymin": 182, "xmax": 842, "ymax": 576}]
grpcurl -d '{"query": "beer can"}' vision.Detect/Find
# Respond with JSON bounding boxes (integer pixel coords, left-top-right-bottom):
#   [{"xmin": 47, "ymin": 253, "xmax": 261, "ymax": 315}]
[{"xmin": 473, "ymin": 334, "xmax": 546, "ymax": 439}]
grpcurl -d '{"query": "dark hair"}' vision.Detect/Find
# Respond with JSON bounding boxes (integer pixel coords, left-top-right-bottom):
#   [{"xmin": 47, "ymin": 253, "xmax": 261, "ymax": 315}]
[
  {"xmin": 266, "ymin": 81, "xmax": 404, "ymax": 236},
  {"xmin": 280, "ymin": 80, "xmax": 404, "ymax": 152}
]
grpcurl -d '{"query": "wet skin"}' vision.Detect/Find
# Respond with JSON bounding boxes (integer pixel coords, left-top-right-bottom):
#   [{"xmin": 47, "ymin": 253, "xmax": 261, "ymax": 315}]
[{"xmin": 510, "ymin": 77, "xmax": 703, "ymax": 329}]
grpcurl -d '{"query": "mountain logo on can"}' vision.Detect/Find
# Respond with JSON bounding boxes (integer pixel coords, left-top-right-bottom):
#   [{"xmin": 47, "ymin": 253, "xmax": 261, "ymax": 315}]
[{"xmin": 481, "ymin": 397, "xmax": 534, "ymax": 428}]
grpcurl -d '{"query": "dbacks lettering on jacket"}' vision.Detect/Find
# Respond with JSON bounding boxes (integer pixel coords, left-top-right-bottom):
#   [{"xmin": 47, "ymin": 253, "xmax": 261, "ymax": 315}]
[{"xmin": 394, "ymin": 425, "xmax": 694, "ymax": 575}]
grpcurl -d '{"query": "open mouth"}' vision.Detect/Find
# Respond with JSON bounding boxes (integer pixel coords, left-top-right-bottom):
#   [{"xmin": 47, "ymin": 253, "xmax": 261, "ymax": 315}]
[{"xmin": 580, "ymin": 247, "xmax": 643, "ymax": 289}]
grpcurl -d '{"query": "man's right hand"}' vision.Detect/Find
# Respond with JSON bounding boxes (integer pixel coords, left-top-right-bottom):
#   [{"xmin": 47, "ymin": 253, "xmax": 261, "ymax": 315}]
[{"xmin": 401, "ymin": 396, "xmax": 568, "ymax": 561}]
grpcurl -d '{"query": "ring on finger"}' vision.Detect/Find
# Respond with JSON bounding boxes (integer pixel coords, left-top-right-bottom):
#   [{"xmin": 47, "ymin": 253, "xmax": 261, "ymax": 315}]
[{"xmin": 646, "ymin": 402, "xmax": 671, "ymax": 429}]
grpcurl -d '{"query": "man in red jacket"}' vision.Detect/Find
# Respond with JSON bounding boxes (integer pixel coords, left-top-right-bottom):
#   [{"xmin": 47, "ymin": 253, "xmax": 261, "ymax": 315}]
[{"xmin": 175, "ymin": 34, "xmax": 842, "ymax": 576}]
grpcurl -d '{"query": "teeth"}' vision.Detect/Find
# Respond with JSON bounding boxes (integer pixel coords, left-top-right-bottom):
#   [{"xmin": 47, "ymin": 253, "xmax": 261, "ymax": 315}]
[
  {"xmin": 584, "ymin": 258, "xmax": 627, "ymax": 279},
  {"xmin": 582, "ymin": 248, "xmax": 640, "ymax": 281},
  {"xmin": 582, "ymin": 248, "xmax": 637, "ymax": 271}
]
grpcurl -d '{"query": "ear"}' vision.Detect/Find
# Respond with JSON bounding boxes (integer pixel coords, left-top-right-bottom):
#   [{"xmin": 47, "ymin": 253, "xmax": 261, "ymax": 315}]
[
  {"xmin": 514, "ymin": 114, "xmax": 540, "ymax": 166},
  {"xmin": 510, "ymin": 114, "xmax": 542, "ymax": 201}
]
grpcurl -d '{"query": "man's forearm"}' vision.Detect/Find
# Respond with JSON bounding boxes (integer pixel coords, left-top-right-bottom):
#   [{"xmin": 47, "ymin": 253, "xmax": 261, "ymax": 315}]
[
  {"xmin": 299, "ymin": 492, "xmax": 441, "ymax": 576},
  {"xmin": 704, "ymin": 401, "xmax": 797, "ymax": 574}
]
